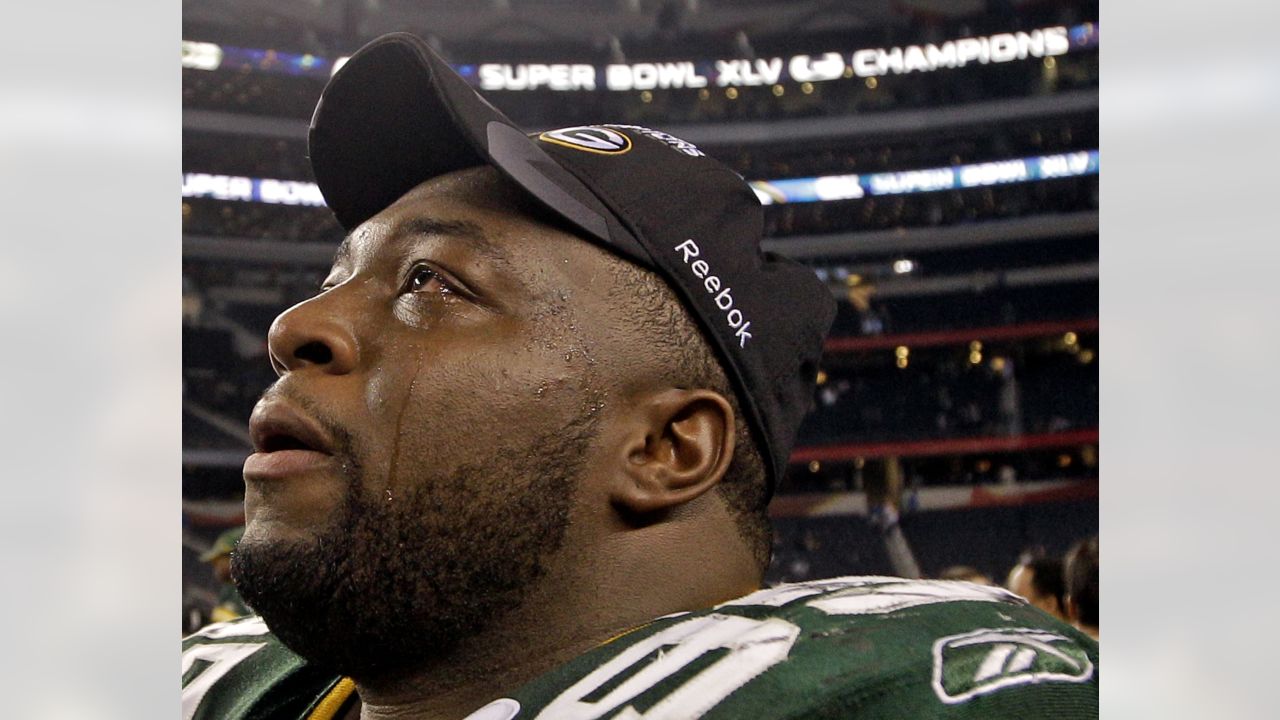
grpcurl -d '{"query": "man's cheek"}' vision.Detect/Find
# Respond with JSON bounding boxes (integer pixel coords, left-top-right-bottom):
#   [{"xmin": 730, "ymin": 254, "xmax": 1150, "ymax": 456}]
[{"xmin": 404, "ymin": 354, "xmax": 581, "ymax": 454}]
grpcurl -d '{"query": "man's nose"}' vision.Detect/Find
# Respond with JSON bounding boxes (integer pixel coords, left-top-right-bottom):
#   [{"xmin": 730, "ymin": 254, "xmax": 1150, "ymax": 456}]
[{"xmin": 266, "ymin": 294, "xmax": 360, "ymax": 377}]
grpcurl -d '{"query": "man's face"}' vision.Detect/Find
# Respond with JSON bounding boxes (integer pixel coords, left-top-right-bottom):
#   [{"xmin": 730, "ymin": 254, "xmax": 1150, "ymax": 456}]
[{"xmin": 232, "ymin": 167, "xmax": 625, "ymax": 678}]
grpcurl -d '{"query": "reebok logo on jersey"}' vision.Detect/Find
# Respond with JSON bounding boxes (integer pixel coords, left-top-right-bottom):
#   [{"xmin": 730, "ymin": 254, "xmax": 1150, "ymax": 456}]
[
  {"xmin": 931, "ymin": 628, "xmax": 1094, "ymax": 704},
  {"xmin": 674, "ymin": 239, "xmax": 753, "ymax": 347}
]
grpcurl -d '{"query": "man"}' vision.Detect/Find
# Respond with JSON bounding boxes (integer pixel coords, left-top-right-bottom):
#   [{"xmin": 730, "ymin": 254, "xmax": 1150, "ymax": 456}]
[
  {"xmin": 1064, "ymin": 536, "xmax": 1100, "ymax": 639},
  {"xmin": 1006, "ymin": 552, "xmax": 1069, "ymax": 623},
  {"xmin": 199, "ymin": 525, "xmax": 251, "ymax": 623},
  {"xmin": 182, "ymin": 32, "xmax": 1099, "ymax": 719}
]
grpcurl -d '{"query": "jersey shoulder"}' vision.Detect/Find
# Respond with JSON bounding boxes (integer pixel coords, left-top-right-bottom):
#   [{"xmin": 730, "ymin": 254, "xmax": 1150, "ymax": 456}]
[
  {"xmin": 182, "ymin": 615, "xmax": 350, "ymax": 720},
  {"xmin": 493, "ymin": 576, "xmax": 1098, "ymax": 720}
]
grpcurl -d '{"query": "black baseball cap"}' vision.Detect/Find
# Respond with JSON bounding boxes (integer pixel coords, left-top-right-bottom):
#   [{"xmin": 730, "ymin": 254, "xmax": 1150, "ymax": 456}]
[{"xmin": 308, "ymin": 32, "xmax": 835, "ymax": 492}]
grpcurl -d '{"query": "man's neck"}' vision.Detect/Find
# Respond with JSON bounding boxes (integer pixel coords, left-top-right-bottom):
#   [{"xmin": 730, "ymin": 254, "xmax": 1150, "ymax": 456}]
[
  {"xmin": 353, "ymin": 650, "xmax": 562, "ymax": 720},
  {"xmin": 351, "ymin": 504, "xmax": 762, "ymax": 718},
  {"xmin": 349, "ymin": 557, "xmax": 671, "ymax": 719}
]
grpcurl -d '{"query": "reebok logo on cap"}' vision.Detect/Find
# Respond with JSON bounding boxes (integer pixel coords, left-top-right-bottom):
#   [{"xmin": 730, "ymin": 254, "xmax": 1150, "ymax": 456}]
[{"xmin": 674, "ymin": 239, "xmax": 753, "ymax": 347}]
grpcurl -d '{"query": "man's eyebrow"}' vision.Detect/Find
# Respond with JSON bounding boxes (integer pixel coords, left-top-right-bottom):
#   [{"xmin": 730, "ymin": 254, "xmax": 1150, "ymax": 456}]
[
  {"xmin": 396, "ymin": 217, "xmax": 513, "ymax": 266},
  {"xmin": 332, "ymin": 217, "xmax": 514, "ymax": 268}
]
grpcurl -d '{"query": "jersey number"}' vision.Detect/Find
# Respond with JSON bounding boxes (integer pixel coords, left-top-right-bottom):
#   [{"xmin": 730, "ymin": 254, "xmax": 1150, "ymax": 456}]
[
  {"xmin": 181, "ymin": 642, "xmax": 266, "ymax": 720},
  {"xmin": 535, "ymin": 614, "xmax": 800, "ymax": 720}
]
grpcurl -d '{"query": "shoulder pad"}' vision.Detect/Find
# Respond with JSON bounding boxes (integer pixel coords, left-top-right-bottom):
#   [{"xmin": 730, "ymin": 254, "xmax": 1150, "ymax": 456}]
[{"xmin": 472, "ymin": 577, "xmax": 1097, "ymax": 720}]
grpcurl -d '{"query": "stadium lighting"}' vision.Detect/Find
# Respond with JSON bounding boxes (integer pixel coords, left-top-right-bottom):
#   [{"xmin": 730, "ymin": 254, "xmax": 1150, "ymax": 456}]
[
  {"xmin": 188, "ymin": 147, "xmax": 1099, "ymax": 209},
  {"xmin": 181, "ymin": 41, "xmax": 223, "ymax": 71}
]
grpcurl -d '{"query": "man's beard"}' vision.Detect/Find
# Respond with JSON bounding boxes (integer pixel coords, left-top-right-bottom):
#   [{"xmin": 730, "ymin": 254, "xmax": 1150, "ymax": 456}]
[{"xmin": 231, "ymin": 412, "xmax": 596, "ymax": 681}]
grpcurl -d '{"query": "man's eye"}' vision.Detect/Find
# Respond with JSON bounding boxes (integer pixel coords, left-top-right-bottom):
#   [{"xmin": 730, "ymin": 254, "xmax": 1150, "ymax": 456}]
[{"xmin": 407, "ymin": 265, "xmax": 452, "ymax": 295}]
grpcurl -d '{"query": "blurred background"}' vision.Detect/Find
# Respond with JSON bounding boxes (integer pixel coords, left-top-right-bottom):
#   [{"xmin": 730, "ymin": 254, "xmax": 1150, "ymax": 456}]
[{"xmin": 181, "ymin": 0, "xmax": 1099, "ymax": 627}]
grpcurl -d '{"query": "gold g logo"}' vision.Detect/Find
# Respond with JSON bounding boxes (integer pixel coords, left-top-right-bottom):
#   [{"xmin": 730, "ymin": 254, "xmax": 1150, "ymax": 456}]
[{"xmin": 538, "ymin": 126, "xmax": 632, "ymax": 155}]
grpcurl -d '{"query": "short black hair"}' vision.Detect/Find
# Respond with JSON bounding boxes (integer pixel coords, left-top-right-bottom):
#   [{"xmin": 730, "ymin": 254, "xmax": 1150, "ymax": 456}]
[
  {"xmin": 1015, "ymin": 551, "xmax": 1066, "ymax": 609},
  {"xmin": 1064, "ymin": 536, "xmax": 1099, "ymax": 628},
  {"xmin": 605, "ymin": 256, "xmax": 772, "ymax": 572}
]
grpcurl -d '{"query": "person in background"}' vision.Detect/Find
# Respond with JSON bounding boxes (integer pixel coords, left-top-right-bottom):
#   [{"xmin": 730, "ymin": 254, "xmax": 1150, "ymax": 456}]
[
  {"xmin": 200, "ymin": 525, "xmax": 251, "ymax": 623},
  {"xmin": 938, "ymin": 565, "xmax": 994, "ymax": 585},
  {"xmin": 1064, "ymin": 536, "xmax": 1100, "ymax": 639},
  {"xmin": 1006, "ymin": 551, "xmax": 1069, "ymax": 622}
]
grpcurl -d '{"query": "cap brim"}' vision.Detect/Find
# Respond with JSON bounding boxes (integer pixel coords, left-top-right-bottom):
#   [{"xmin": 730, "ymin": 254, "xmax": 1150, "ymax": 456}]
[{"xmin": 308, "ymin": 33, "xmax": 653, "ymax": 266}]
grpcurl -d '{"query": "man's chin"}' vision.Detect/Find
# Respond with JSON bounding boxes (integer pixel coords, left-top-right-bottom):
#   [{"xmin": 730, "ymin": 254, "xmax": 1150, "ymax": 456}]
[
  {"xmin": 232, "ymin": 542, "xmax": 454, "ymax": 678},
  {"xmin": 238, "ymin": 514, "xmax": 320, "ymax": 553},
  {"xmin": 231, "ymin": 533, "xmax": 353, "ymax": 664},
  {"xmin": 242, "ymin": 480, "xmax": 348, "ymax": 543}
]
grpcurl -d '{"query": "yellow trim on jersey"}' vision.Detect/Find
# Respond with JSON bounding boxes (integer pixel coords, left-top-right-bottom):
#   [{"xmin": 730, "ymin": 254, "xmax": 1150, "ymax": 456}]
[
  {"xmin": 209, "ymin": 605, "xmax": 241, "ymax": 623},
  {"xmin": 599, "ymin": 619, "xmax": 658, "ymax": 647},
  {"xmin": 307, "ymin": 677, "xmax": 356, "ymax": 720}
]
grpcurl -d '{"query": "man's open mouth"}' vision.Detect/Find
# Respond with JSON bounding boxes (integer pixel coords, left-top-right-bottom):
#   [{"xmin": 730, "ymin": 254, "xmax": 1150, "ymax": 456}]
[{"xmin": 249, "ymin": 399, "xmax": 335, "ymax": 456}]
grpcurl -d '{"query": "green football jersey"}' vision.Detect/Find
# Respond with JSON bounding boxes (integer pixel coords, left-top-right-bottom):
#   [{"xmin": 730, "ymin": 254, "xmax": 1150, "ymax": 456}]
[
  {"xmin": 182, "ymin": 576, "xmax": 1098, "ymax": 719},
  {"xmin": 181, "ymin": 616, "xmax": 354, "ymax": 720}
]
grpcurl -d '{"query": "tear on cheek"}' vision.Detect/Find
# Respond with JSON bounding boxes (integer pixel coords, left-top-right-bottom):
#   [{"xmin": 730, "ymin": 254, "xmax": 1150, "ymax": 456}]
[{"xmin": 365, "ymin": 373, "xmax": 395, "ymax": 416}]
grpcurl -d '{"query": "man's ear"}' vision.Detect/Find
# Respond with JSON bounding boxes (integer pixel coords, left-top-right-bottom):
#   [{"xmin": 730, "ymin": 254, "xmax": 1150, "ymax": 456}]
[{"xmin": 611, "ymin": 388, "xmax": 735, "ymax": 517}]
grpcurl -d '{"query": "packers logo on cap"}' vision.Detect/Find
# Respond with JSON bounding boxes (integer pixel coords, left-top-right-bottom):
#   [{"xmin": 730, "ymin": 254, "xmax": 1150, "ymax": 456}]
[{"xmin": 538, "ymin": 126, "xmax": 632, "ymax": 155}]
